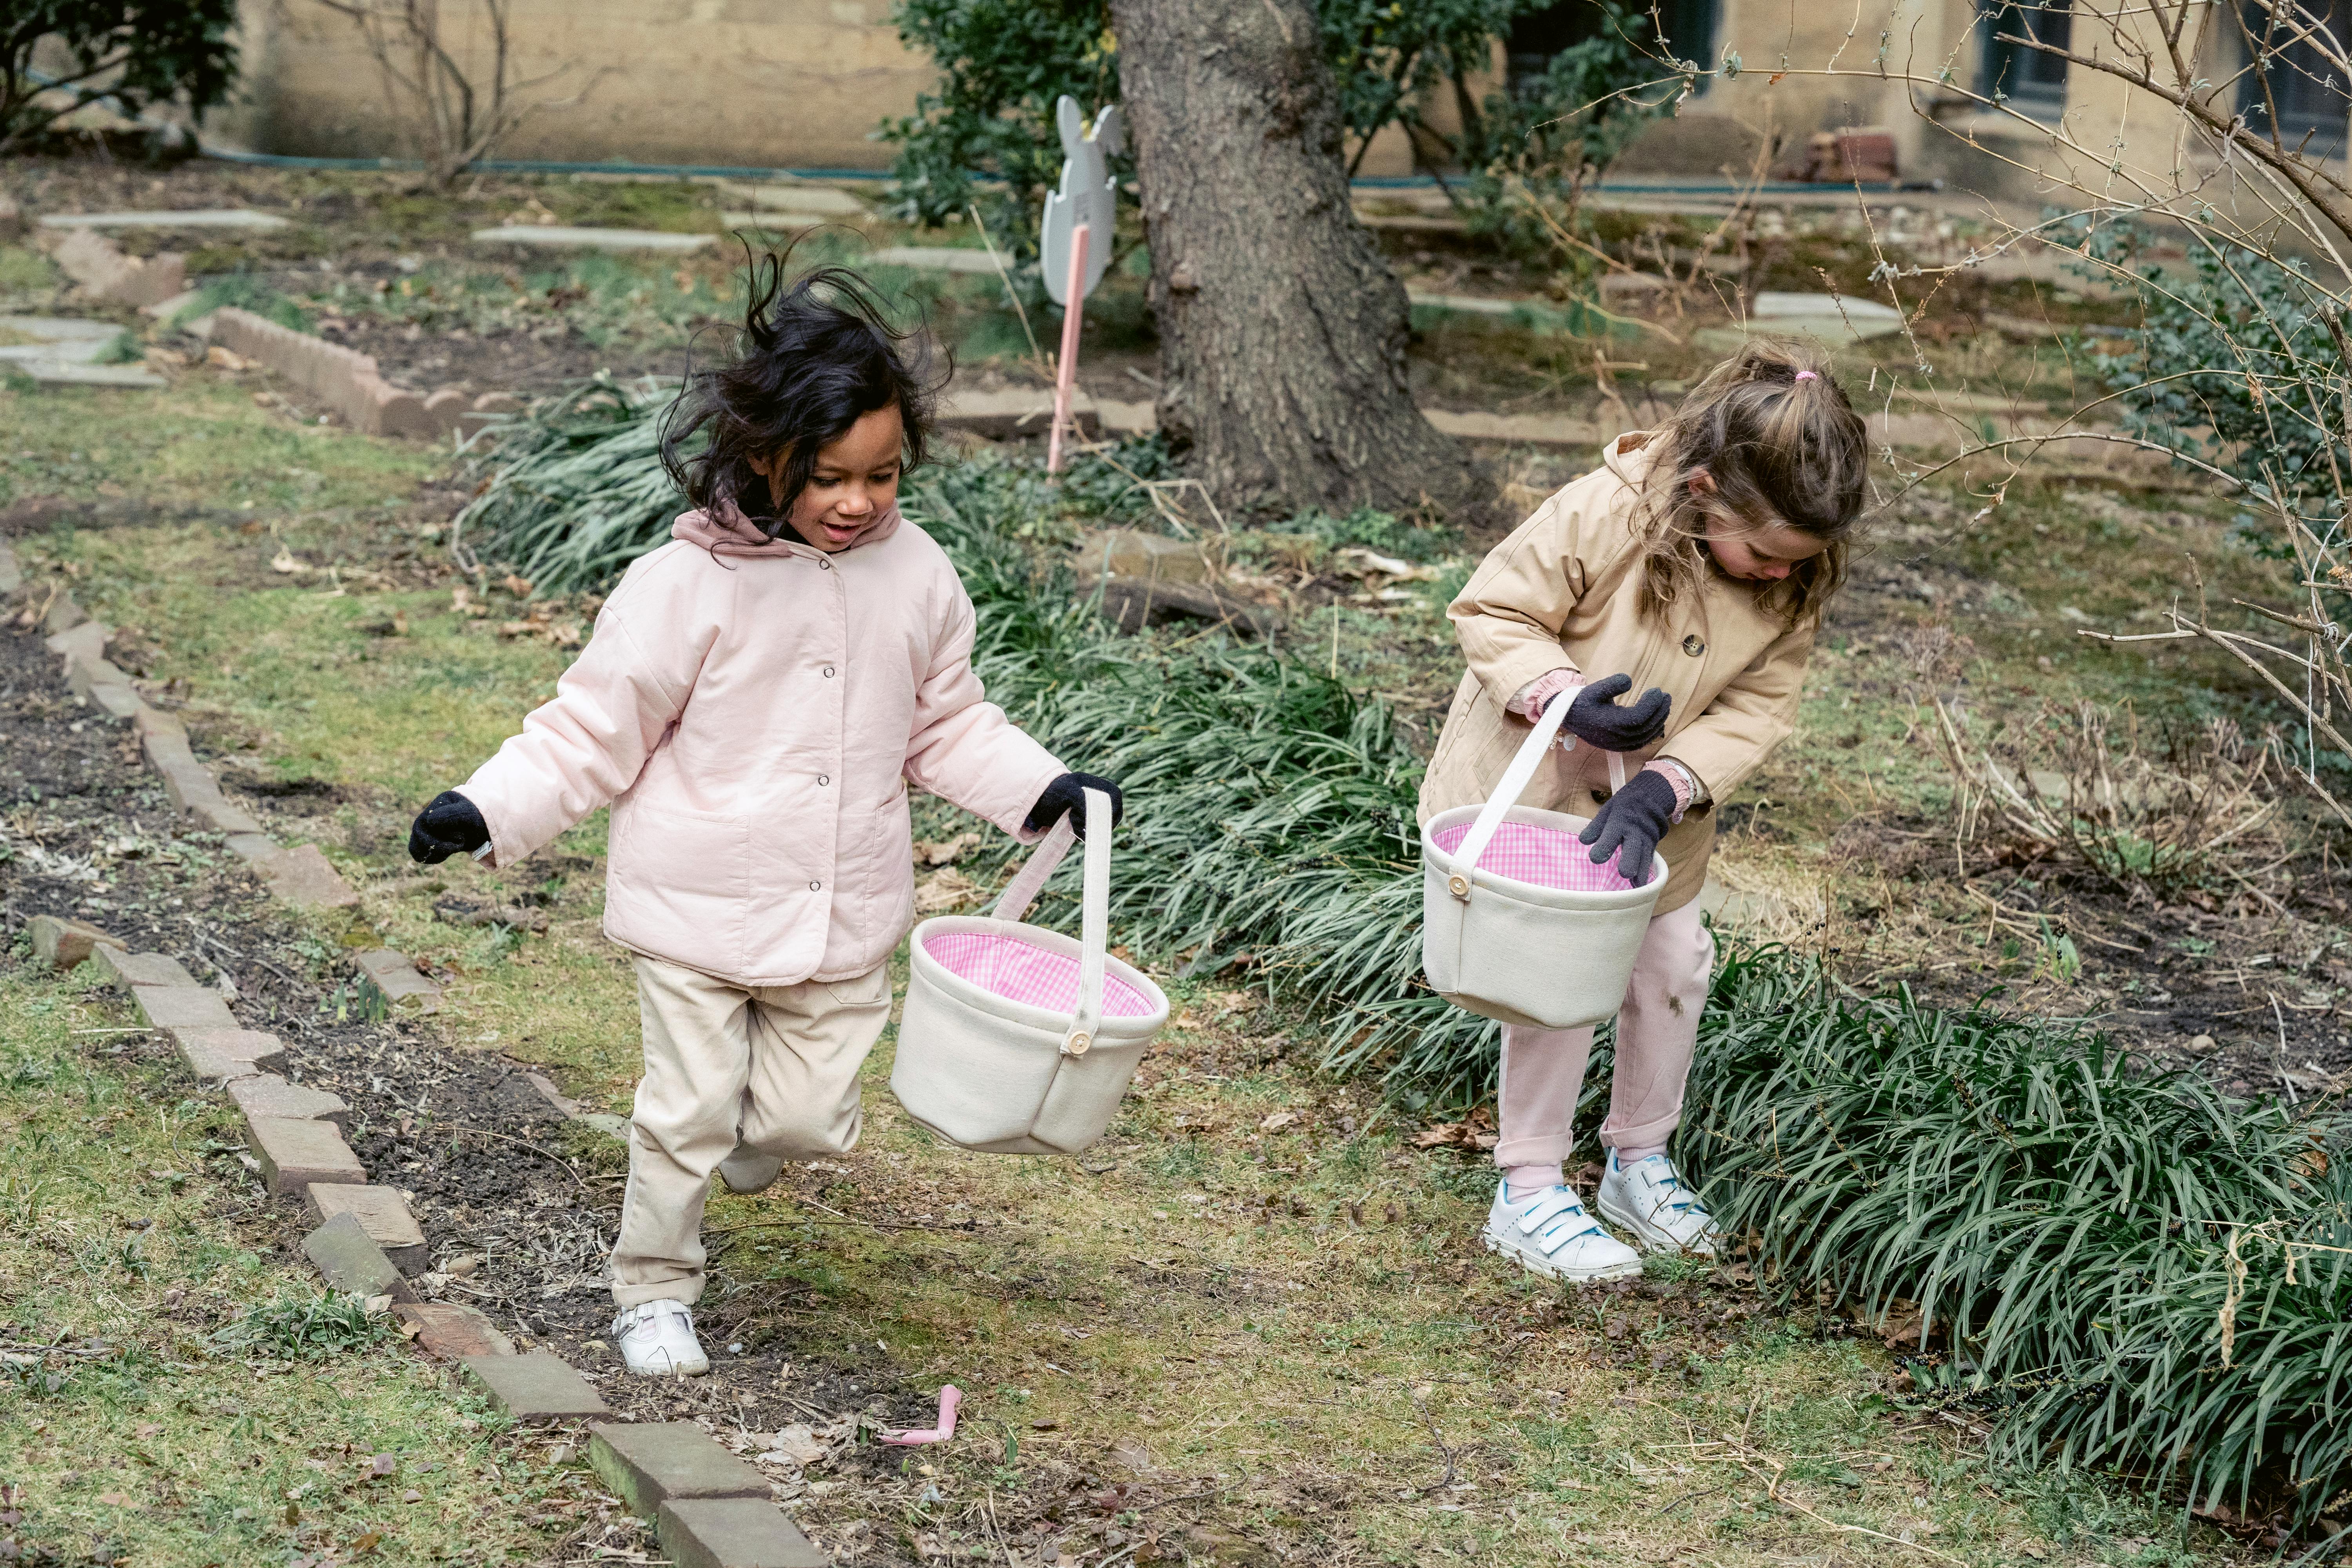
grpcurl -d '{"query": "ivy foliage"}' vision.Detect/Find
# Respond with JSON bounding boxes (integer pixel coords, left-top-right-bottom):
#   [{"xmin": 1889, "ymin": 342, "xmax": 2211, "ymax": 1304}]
[
  {"xmin": 0, "ymin": 0, "xmax": 239, "ymax": 154},
  {"xmin": 2081, "ymin": 220, "xmax": 2350, "ymax": 559}
]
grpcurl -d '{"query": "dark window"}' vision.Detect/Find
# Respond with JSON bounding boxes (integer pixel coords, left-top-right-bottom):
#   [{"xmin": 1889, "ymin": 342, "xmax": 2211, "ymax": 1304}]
[
  {"xmin": 1978, "ymin": 0, "xmax": 2073, "ymax": 113},
  {"xmin": 1506, "ymin": 0, "xmax": 1717, "ymax": 95},
  {"xmin": 2238, "ymin": 0, "xmax": 2350, "ymax": 157}
]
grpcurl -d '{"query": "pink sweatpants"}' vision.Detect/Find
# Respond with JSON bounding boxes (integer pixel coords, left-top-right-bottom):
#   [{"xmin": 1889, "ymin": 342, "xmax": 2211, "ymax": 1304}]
[{"xmin": 1495, "ymin": 897, "xmax": 1716, "ymax": 1171}]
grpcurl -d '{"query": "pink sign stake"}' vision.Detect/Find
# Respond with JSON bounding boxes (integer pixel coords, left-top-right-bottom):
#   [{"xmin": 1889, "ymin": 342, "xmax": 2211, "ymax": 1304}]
[
  {"xmin": 1046, "ymin": 223, "xmax": 1090, "ymax": 475},
  {"xmin": 880, "ymin": 1384, "xmax": 962, "ymax": 1445}
]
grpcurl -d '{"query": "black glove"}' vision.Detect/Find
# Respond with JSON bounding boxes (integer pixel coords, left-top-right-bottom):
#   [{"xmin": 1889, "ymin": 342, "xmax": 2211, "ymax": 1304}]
[
  {"xmin": 1561, "ymin": 673, "xmax": 1672, "ymax": 752},
  {"xmin": 1579, "ymin": 768, "xmax": 1677, "ymax": 880},
  {"xmin": 408, "ymin": 790, "xmax": 490, "ymax": 864},
  {"xmin": 1024, "ymin": 772, "xmax": 1125, "ymax": 839}
]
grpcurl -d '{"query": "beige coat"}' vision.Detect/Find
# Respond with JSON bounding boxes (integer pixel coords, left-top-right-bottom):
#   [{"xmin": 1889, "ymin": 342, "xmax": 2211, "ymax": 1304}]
[
  {"xmin": 456, "ymin": 506, "xmax": 1067, "ymax": 989},
  {"xmin": 1420, "ymin": 432, "xmax": 1818, "ymax": 915}
]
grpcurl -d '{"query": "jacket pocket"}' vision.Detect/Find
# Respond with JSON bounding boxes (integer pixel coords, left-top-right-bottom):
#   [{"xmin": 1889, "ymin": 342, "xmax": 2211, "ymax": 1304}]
[{"xmin": 608, "ymin": 806, "xmax": 752, "ymax": 974}]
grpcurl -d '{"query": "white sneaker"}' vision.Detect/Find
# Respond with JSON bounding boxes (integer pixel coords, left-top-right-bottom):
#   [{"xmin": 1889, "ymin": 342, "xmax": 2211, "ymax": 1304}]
[
  {"xmin": 611, "ymin": 1299, "xmax": 710, "ymax": 1376},
  {"xmin": 1482, "ymin": 1181, "xmax": 1643, "ymax": 1283},
  {"xmin": 717, "ymin": 1142, "xmax": 784, "ymax": 1195},
  {"xmin": 1596, "ymin": 1151, "xmax": 1720, "ymax": 1257}
]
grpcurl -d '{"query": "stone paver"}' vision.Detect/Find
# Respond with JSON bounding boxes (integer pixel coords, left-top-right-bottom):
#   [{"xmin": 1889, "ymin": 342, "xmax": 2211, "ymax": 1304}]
[
  {"xmin": 0, "ymin": 316, "xmax": 126, "ymax": 370},
  {"xmin": 393, "ymin": 1302, "xmax": 514, "ymax": 1359},
  {"xmin": 132, "ymin": 984, "xmax": 239, "ymax": 1033},
  {"xmin": 44, "ymin": 592, "xmax": 87, "ymax": 635},
  {"xmin": 351, "ymin": 948, "xmax": 439, "ymax": 1014},
  {"xmin": 713, "ymin": 179, "xmax": 868, "ymax": 216},
  {"xmin": 96, "ymin": 943, "xmax": 203, "ymax": 988},
  {"xmin": 223, "ymin": 832, "xmax": 283, "ymax": 866},
  {"xmin": 303, "ymin": 1183, "xmax": 426, "ymax": 1273},
  {"xmin": 302, "ymin": 1211, "xmax": 416, "ymax": 1302},
  {"xmin": 17, "ymin": 361, "xmax": 165, "ymax": 387},
  {"xmin": 868, "ymin": 245, "xmax": 995, "ymax": 275},
  {"xmin": 1423, "ymin": 409, "xmax": 1603, "ymax": 448},
  {"xmin": 456, "ymin": 1352, "xmax": 610, "ymax": 1423},
  {"xmin": 189, "ymin": 797, "xmax": 266, "ymax": 835},
  {"xmin": 255, "ymin": 844, "xmax": 360, "ymax": 909},
  {"xmin": 590, "ymin": 1424, "xmax": 768, "ymax": 1520},
  {"xmin": 472, "ymin": 225, "xmax": 714, "ymax": 252},
  {"xmin": 657, "ymin": 1498, "xmax": 829, "ymax": 1568},
  {"xmin": 40, "ymin": 208, "xmax": 292, "ymax": 231},
  {"xmin": 227, "ymin": 1072, "xmax": 352, "ymax": 1129},
  {"xmin": 245, "ymin": 1114, "xmax": 366, "ymax": 1194},
  {"xmin": 169, "ymin": 1025, "xmax": 288, "ymax": 1081},
  {"xmin": 27, "ymin": 914, "xmax": 123, "ymax": 970}
]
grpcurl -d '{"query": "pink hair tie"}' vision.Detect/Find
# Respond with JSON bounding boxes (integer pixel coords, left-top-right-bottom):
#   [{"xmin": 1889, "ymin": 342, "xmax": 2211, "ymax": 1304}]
[{"xmin": 1794, "ymin": 370, "xmax": 1818, "ymax": 382}]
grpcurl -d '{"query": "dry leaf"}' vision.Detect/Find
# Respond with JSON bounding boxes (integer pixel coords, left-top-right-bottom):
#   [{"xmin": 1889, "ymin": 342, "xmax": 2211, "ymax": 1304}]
[
  {"xmin": 913, "ymin": 831, "xmax": 982, "ymax": 867},
  {"xmin": 205, "ymin": 344, "xmax": 255, "ymax": 371},
  {"xmin": 913, "ymin": 866, "xmax": 980, "ymax": 915},
  {"xmin": 1259, "ymin": 1110, "xmax": 1297, "ymax": 1133},
  {"xmin": 766, "ymin": 1424, "xmax": 828, "ymax": 1466},
  {"xmin": 270, "ymin": 550, "xmax": 307, "ymax": 575},
  {"xmin": 501, "ymin": 573, "xmax": 534, "ymax": 597}
]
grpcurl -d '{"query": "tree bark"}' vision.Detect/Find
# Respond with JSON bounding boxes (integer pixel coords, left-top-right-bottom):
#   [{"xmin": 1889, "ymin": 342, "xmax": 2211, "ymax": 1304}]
[{"xmin": 1108, "ymin": 0, "xmax": 1474, "ymax": 519}]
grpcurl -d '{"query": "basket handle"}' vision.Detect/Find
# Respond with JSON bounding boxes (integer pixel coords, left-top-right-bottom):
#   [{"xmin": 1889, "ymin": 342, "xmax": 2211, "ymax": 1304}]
[
  {"xmin": 1063, "ymin": 787, "xmax": 1113, "ymax": 1058},
  {"xmin": 1445, "ymin": 700, "xmax": 1624, "ymax": 900},
  {"xmin": 990, "ymin": 813, "xmax": 1078, "ymax": 925},
  {"xmin": 986, "ymin": 787, "xmax": 1115, "ymax": 1058}
]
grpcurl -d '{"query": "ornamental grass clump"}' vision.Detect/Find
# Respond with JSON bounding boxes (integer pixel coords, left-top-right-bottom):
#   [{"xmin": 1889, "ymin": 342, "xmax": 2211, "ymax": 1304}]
[{"xmin": 1684, "ymin": 947, "xmax": 2352, "ymax": 1527}]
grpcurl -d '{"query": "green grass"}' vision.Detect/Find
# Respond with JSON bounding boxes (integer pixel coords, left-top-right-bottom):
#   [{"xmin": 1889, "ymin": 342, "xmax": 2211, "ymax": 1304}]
[
  {"xmin": 0, "ymin": 377, "xmax": 437, "ymax": 514},
  {"xmin": 0, "ymin": 963, "xmax": 574, "ymax": 1567}
]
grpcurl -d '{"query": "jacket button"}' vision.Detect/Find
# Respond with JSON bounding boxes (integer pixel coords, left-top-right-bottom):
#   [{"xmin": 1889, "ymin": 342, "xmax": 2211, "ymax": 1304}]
[
  {"xmin": 822, "ymin": 666, "xmax": 835, "ymax": 677},
  {"xmin": 809, "ymin": 880, "xmax": 822, "ymax": 892},
  {"xmin": 1592, "ymin": 789, "xmax": 1610, "ymax": 806},
  {"xmin": 819, "ymin": 558, "xmax": 832, "ymax": 570},
  {"xmin": 1683, "ymin": 634, "xmax": 1706, "ymax": 656},
  {"xmin": 817, "ymin": 774, "xmax": 829, "ymax": 786}
]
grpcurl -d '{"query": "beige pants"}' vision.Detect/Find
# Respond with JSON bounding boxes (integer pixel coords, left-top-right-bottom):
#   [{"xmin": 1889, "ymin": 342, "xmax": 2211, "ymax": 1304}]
[
  {"xmin": 610, "ymin": 955, "xmax": 892, "ymax": 1307},
  {"xmin": 1494, "ymin": 898, "xmax": 1716, "ymax": 1169}
]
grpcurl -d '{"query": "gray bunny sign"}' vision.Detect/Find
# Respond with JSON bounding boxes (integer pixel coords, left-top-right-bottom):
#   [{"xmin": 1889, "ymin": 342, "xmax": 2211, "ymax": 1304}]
[{"xmin": 1040, "ymin": 95, "xmax": 1122, "ymax": 308}]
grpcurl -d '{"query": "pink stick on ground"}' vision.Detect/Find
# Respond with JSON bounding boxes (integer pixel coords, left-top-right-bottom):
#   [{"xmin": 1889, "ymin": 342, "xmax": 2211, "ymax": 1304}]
[
  {"xmin": 1046, "ymin": 223, "xmax": 1091, "ymax": 475},
  {"xmin": 880, "ymin": 1384, "xmax": 962, "ymax": 1445}
]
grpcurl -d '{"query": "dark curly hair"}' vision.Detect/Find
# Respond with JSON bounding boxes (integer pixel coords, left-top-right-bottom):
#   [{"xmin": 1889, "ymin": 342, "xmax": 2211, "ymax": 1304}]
[{"xmin": 660, "ymin": 241, "xmax": 943, "ymax": 537}]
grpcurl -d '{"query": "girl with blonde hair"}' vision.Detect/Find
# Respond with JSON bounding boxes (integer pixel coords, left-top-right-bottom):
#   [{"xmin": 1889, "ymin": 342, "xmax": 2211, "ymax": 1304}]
[{"xmin": 1423, "ymin": 340, "xmax": 1869, "ymax": 1282}]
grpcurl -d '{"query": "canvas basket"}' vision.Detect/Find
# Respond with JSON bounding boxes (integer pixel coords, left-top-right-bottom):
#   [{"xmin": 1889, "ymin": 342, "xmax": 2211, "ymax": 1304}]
[
  {"xmin": 1421, "ymin": 695, "xmax": 1667, "ymax": 1029},
  {"xmin": 892, "ymin": 789, "xmax": 1168, "ymax": 1154}
]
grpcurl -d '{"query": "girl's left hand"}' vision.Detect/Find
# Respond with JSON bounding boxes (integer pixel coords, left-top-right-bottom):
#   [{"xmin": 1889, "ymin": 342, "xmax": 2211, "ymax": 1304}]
[
  {"xmin": 1025, "ymin": 772, "xmax": 1125, "ymax": 838},
  {"xmin": 1578, "ymin": 769, "xmax": 1676, "ymax": 880}
]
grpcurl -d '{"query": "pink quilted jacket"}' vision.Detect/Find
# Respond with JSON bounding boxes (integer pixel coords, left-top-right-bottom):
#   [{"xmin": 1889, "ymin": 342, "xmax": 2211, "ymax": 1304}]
[{"xmin": 454, "ymin": 505, "xmax": 1066, "ymax": 987}]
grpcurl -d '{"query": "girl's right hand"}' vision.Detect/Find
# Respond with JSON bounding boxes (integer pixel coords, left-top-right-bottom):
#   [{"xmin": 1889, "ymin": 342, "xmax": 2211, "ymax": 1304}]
[{"xmin": 408, "ymin": 790, "xmax": 490, "ymax": 864}]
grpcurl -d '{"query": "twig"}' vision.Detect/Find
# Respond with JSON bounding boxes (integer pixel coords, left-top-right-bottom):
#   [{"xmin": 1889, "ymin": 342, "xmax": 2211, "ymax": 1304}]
[{"xmin": 439, "ymin": 1124, "xmax": 592, "ymax": 1193}]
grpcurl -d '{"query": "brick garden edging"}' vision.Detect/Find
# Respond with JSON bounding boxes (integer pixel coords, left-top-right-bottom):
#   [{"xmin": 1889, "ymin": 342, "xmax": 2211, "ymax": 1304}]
[
  {"xmin": 4, "ymin": 536, "xmax": 829, "ymax": 1568},
  {"xmin": 202, "ymin": 307, "xmax": 520, "ymax": 441}
]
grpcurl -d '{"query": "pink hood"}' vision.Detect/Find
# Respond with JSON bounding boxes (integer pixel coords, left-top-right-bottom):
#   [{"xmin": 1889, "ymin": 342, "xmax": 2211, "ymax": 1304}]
[{"xmin": 673, "ymin": 501, "xmax": 903, "ymax": 557}]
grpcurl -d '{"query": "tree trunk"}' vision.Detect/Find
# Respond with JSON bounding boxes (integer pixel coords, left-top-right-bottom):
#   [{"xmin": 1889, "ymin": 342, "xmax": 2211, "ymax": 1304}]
[{"xmin": 1108, "ymin": 0, "xmax": 1474, "ymax": 520}]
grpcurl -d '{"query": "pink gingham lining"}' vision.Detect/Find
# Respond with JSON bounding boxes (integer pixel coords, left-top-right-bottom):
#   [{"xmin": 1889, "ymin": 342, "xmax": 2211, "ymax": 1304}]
[
  {"xmin": 922, "ymin": 931, "xmax": 1156, "ymax": 1018},
  {"xmin": 1432, "ymin": 820, "xmax": 1653, "ymax": 892}
]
